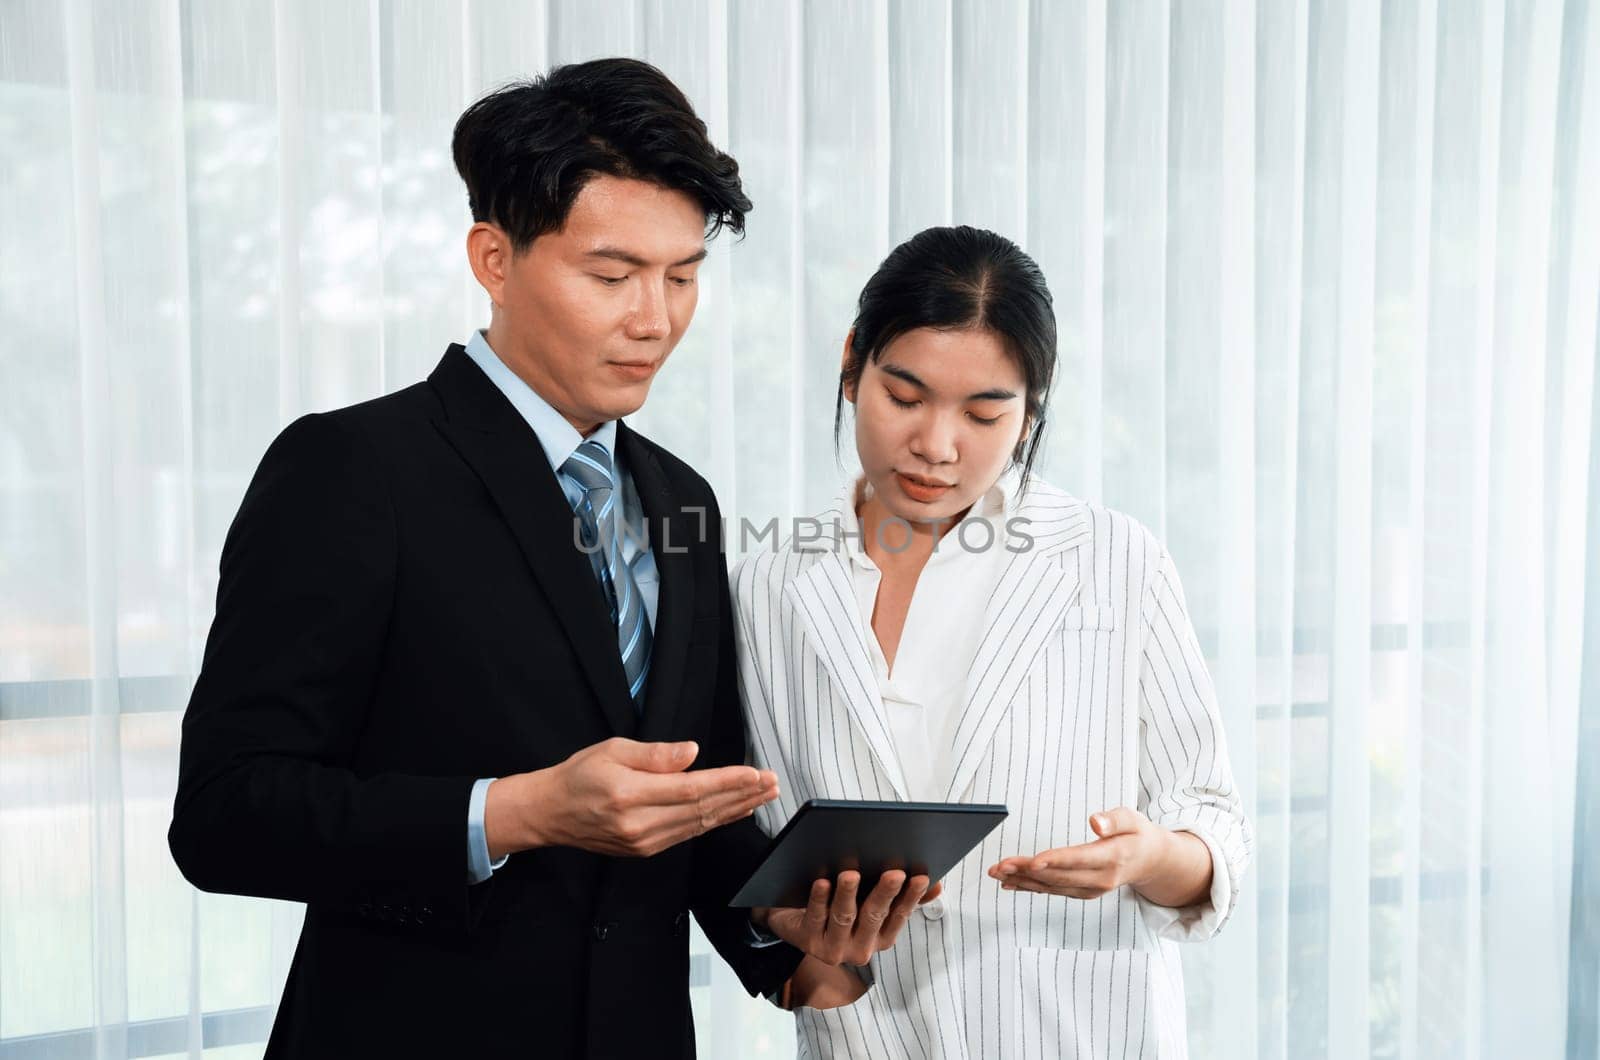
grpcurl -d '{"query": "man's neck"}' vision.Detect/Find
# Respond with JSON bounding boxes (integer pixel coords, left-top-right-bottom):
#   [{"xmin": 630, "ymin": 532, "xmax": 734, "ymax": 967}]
[{"xmin": 480, "ymin": 324, "xmax": 600, "ymax": 436}]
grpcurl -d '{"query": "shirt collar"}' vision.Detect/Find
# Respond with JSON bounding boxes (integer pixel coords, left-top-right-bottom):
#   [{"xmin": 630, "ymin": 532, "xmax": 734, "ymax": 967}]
[{"xmin": 463, "ymin": 329, "xmax": 619, "ymax": 475}]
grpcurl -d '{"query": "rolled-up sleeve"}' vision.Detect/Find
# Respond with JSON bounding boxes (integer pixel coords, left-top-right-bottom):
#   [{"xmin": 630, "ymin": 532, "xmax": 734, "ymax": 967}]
[{"xmin": 1133, "ymin": 549, "xmax": 1252, "ymax": 942}]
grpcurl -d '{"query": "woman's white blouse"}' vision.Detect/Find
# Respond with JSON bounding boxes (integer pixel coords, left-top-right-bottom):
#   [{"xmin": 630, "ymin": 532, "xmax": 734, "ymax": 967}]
[{"xmin": 839, "ymin": 476, "xmax": 1012, "ymax": 802}]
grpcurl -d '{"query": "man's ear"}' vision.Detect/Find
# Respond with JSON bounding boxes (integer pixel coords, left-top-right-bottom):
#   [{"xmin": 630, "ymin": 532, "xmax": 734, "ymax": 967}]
[
  {"xmin": 466, "ymin": 222, "xmax": 510, "ymax": 307},
  {"xmin": 840, "ymin": 331, "xmax": 858, "ymax": 404}
]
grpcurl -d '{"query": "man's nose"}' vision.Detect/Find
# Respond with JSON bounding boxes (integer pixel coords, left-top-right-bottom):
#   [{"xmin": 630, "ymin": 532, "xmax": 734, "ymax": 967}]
[{"xmin": 627, "ymin": 281, "xmax": 672, "ymax": 340}]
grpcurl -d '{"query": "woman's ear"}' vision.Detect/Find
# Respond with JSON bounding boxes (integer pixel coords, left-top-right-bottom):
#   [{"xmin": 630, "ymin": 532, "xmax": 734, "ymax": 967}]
[
  {"xmin": 840, "ymin": 331, "xmax": 859, "ymax": 404},
  {"xmin": 1012, "ymin": 415, "xmax": 1035, "ymax": 463}
]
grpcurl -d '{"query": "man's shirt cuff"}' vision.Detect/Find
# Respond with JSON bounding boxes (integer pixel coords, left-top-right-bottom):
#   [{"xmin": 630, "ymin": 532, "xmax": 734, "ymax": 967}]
[{"xmin": 467, "ymin": 777, "xmax": 510, "ymax": 884}]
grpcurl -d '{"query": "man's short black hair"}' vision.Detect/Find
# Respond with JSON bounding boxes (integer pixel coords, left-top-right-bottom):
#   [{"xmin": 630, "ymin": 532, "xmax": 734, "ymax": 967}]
[{"xmin": 452, "ymin": 57, "xmax": 751, "ymax": 251}]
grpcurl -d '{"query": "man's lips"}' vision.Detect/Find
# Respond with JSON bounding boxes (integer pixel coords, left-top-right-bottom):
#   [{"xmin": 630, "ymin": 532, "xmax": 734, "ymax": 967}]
[{"xmin": 608, "ymin": 361, "xmax": 659, "ymax": 380}]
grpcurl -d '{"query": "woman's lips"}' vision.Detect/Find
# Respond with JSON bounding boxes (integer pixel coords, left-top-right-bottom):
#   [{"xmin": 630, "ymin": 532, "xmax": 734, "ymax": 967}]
[{"xmin": 895, "ymin": 471, "xmax": 953, "ymax": 502}]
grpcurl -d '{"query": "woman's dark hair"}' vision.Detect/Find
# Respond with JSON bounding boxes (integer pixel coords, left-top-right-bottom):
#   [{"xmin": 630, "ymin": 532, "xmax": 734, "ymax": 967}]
[
  {"xmin": 836, "ymin": 225, "xmax": 1057, "ymax": 483},
  {"xmin": 452, "ymin": 58, "xmax": 751, "ymax": 251}
]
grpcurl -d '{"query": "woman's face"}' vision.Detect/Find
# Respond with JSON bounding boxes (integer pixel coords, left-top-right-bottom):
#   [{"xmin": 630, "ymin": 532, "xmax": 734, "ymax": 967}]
[{"xmin": 844, "ymin": 326, "xmax": 1029, "ymax": 526}]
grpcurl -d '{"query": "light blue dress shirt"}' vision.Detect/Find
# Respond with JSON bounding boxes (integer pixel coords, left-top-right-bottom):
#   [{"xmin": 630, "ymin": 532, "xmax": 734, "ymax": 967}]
[{"xmin": 462, "ymin": 330, "xmax": 659, "ymax": 884}]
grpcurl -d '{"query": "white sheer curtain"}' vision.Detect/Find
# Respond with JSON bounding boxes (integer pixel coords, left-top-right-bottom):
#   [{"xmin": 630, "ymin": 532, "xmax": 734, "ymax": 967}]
[{"xmin": 2, "ymin": 1, "xmax": 1597, "ymax": 1057}]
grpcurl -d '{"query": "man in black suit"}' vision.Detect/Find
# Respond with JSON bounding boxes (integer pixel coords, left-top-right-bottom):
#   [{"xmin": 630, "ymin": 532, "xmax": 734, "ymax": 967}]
[{"xmin": 168, "ymin": 58, "xmax": 934, "ymax": 1057}]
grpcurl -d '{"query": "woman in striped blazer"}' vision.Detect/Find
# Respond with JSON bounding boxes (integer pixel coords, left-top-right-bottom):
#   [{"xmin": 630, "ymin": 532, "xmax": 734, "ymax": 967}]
[{"xmin": 732, "ymin": 227, "xmax": 1251, "ymax": 1059}]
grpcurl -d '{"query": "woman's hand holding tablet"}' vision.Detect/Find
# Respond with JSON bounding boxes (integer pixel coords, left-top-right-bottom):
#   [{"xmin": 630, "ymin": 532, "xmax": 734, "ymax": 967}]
[
  {"xmin": 734, "ymin": 797, "xmax": 1006, "ymax": 1006},
  {"xmin": 751, "ymin": 868, "xmax": 941, "ymax": 969}
]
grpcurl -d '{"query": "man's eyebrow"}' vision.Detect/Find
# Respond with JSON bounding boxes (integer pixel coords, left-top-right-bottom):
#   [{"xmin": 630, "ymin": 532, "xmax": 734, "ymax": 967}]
[
  {"xmin": 585, "ymin": 247, "xmax": 708, "ymax": 268},
  {"xmin": 879, "ymin": 362, "xmax": 1017, "ymax": 402}
]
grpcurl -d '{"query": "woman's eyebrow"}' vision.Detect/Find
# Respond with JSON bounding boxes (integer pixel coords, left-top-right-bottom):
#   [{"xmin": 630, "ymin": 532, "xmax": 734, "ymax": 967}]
[
  {"xmin": 879, "ymin": 363, "xmax": 927, "ymax": 389},
  {"xmin": 879, "ymin": 363, "xmax": 1016, "ymax": 402}
]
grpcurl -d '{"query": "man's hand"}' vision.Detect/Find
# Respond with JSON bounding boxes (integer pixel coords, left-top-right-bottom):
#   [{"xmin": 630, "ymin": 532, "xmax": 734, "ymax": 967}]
[
  {"xmin": 754, "ymin": 870, "xmax": 942, "ymax": 966},
  {"xmin": 485, "ymin": 738, "xmax": 780, "ymax": 859},
  {"xmin": 986, "ymin": 807, "xmax": 1212, "ymax": 907}
]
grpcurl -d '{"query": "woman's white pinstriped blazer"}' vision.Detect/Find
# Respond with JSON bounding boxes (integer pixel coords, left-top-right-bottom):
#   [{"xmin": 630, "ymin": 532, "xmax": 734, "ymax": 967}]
[{"xmin": 732, "ymin": 478, "xmax": 1252, "ymax": 1060}]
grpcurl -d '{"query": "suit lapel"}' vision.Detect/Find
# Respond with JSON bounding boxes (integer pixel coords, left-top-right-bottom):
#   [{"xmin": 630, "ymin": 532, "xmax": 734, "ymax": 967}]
[
  {"xmin": 428, "ymin": 345, "xmax": 638, "ymax": 738},
  {"xmin": 942, "ymin": 495, "xmax": 1094, "ymax": 801},
  {"xmin": 784, "ymin": 549, "xmax": 913, "ymax": 800},
  {"xmin": 618, "ymin": 424, "xmax": 695, "ymax": 742}
]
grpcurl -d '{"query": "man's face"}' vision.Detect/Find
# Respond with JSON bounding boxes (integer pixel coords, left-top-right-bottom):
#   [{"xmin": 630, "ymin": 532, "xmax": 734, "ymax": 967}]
[{"xmin": 473, "ymin": 175, "xmax": 707, "ymax": 433}]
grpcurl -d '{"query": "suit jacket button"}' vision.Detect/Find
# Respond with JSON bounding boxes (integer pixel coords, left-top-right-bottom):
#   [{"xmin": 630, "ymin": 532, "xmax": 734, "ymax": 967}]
[{"xmin": 593, "ymin": 923, "xmax": 611, "ymax": 941}]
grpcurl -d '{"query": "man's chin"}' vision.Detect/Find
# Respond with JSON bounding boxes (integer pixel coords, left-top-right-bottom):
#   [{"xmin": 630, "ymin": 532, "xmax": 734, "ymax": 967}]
[{"xmin": 595, "ymin": 387, "xmax": 651, "ymax": 424}]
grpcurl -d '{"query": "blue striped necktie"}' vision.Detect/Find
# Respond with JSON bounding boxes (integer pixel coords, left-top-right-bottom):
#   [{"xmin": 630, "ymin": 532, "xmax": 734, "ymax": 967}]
[{"xmin": 561, "ymin": 439, "xmax": 652, "ymax": 711}]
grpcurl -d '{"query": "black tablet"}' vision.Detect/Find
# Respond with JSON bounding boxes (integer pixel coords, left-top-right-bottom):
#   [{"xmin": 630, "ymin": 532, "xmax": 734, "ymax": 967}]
[{"xmin": 729, "ymin": 798, "xmax": 1008, "ymax": 908}]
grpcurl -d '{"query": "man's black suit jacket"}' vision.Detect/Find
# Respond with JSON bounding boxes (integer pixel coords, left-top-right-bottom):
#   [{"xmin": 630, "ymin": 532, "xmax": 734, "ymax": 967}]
[{"xmin": 168, "ymin": 344, "xmax": 802, "ymax": 1057}]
